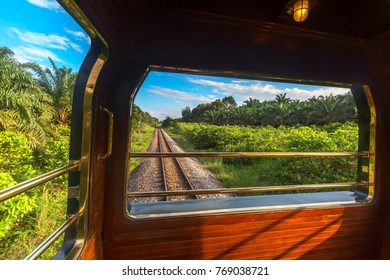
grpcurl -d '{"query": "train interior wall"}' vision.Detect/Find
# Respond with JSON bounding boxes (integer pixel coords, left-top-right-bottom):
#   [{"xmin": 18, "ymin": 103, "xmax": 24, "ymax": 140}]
[{"xmin": 77, "ymin": 9, "xmax": 390, "ymax": 259}]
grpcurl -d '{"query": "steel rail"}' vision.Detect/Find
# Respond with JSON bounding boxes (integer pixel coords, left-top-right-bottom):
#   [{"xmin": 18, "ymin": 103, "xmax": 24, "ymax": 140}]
[
  {"xmin": 0, "ymin": 161, "xmax": 80, "ymax": 203},
  {"xmin": 130, "ymin": 151, "xmax": 371, "ymax": 158},
  {"xmin": 24, "ymin": 215, "xmax": 78, "ymax": 260},
  {"xmin": 128, "ymin": 182, "xmax": 371, "ymax": 197},
  {"xmin": 159, "ymin": 129, "xmax": 198, "ymax": 199},
  {"xmin": 157, "ymin": 129, "xmax": 169, "ymax": 200}
]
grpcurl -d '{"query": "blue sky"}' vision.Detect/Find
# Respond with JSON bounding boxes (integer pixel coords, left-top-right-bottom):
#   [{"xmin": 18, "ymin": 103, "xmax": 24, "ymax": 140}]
[
  {"xmin": 0, "ymin": 0, "xmax": 90, "ymax": 70},
  {"xmin": 136, "ymin": 71, "xmax": 351, "ymax": 120},
  {"xmin": 1, "ymin": 1, "xmax": 350, "ymax": 121}
]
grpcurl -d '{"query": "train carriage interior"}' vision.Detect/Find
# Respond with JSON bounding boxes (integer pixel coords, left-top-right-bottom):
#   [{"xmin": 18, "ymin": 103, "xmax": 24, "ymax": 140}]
[{"xmin": 1, "ymin": 0, "xmax": 390, "ymax": 260}]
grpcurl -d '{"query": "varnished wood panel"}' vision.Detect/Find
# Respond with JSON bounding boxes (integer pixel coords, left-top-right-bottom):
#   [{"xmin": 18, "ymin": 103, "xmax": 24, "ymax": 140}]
[
  {"xmin": 78, "ymin": 102, "xmax": 107, "ymax": 260},
  {"xmin": 75, "ymin": 0, "xmax": 390, "ymax": 39},
  {"xmin": 367, "ymin": 32, "xmax": 390, "ymax": 259},
  {"xmin": 103, "ymin": 206, "xmax": 379, "ymax": 259},
  {"xmin": 98, "ymin": 19, "xmax": 380, "ymax": 259},
  {"xmin": 69, "ymin": 0, "xmax": 389, "ymax": 260}
]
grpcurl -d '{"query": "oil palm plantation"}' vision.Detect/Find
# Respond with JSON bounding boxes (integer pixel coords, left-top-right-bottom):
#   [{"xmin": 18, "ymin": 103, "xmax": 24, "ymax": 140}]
[
  {"xmin": 307, "ymin": 94, "xmax": 350, "ymax": 125},
  {"xmin": 0, "ymin": 47, "xmax": 53, "ymax": 148},
  {"xmin": 204, "ymin": 109, "xmax": 221, "ymax": 124}
]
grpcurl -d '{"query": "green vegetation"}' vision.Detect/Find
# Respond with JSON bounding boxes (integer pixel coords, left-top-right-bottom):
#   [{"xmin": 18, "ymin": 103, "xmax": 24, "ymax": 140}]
[
  {"xmin": 0, "ymin": 46, "xmax": 74, "ymax": 259},
  {"xmin": 0, "ymin": 46, "xmax": 158, "ymax": 260},
  {"xmin": 0, "ymin": 46, "xmax": 158, "ymax": 259},
  {"xmin": 0, "ymin": 127, "xmax": 70, "ymax": 259},
  {"xmin": 129, "ymin": 104, "xmax": 160, "ymax": 171},
  {"xmin": 26, "ymin": 58, "xmax": 77, "ymax": 125},
  {"xmin": 0, "ymin": 47, "xmax": 53, "ymax": 148},
  {"xmin": 167, "ymin": 121, "xmax": 359, "ymax": 192},
  {"xmin": 129, "ymin": 123, "xmax": 156, "ymax": 171},
  {"xmin": 175, "ymin": 93, "xmax": 356, "ymax": 127},
  {"xmin": 164, "ymin": 88, "xmax": 360, "ymax": 193}
]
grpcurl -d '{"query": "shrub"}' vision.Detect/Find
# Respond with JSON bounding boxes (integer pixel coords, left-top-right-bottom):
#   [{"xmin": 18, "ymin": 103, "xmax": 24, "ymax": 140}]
[
  {"xmin": 0, "ymin": 131, "xmax": 37, "ymax": 182},
  {"xmin": 169, "ymin": 121, "xmax": 359, "ymax": 185},
  {"xmin": 0, "ymin": 127, "xmax": 70, "ymax": 259}
]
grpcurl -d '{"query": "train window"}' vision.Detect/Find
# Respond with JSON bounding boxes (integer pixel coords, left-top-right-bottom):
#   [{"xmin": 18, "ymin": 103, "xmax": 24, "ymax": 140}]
[
  {"xmin": 127, "ymin": 69, "xmax": 375, "ymax": 219},
  {"xmin": 0, "ymin": 2, "xmax": 98, "ymax": 259}
]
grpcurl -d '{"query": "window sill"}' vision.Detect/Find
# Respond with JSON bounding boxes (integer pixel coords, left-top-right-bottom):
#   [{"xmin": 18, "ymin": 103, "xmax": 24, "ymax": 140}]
[{"xmin": 127, "ymin": 191, "xmax": 369, "ymax": 220}]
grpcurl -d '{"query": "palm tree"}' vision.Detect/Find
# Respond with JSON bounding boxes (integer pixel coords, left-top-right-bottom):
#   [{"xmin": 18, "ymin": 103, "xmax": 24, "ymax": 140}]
[
  {"xmin": 308, "ymin": 95, "xmax": 343, "ymax": 125},
  {"xmin": 332, "ymin": 92, "xmax": 357, "ymax": 123},
  {"xmin": 275, "ymin": 93, "xmax": 291, "ymax": 104},
  {"xmin": 27, "ymin": 58, "xmax": 77, "ymax": 125},
  {"xmin": 243, "ymin": 98, "xmax": 261, "ymax": 108},
  {"xmin": 204, "ymin": 110, "xmax": 221, "ymax": 124},
  {"xmin": 289, "ymin": 100, "xmax": 311, "ymax": 125},
  {"xmin": 0, "ymin": 47, "xmax": 53, "ymax": 148}
]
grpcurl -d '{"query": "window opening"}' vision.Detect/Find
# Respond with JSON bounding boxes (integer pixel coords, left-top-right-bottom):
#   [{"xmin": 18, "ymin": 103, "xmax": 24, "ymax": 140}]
[
  {"xmin": 127, "ymin": 70, "xmax": 375, "ymax": 218},
  {"xmin": 0, "ymin": 1, "xmax": 91, "ymax": 259}
]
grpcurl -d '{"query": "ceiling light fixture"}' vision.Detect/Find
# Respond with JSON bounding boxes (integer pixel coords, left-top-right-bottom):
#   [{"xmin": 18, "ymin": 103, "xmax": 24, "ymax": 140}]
[{"xmin": 285, "ymin": 0, "xmax": 318, "ymax": 23}]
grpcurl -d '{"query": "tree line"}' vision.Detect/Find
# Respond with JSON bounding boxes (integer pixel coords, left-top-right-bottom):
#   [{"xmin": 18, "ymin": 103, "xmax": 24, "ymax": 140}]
[
  {"xmin": 131, "ymin": 104, "xmax": 159, "ymax": 128},
  {"xmin": 175, "ymin": 92, "xmax": 357, "ymax": 127}
]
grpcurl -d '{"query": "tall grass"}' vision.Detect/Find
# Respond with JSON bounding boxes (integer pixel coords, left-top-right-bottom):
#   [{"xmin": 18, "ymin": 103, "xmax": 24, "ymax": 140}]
[
  {"xmin": 129, "ymin": 124, "xmax": 156, "ymax": 171},
  {"xmin": 0, "ymin": 181, "xmax": 68, "ymax": 259}
]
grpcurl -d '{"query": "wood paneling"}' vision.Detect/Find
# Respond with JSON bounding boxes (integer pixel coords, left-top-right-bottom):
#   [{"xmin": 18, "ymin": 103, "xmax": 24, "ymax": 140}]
[
  {"xmin": 76, "ymin": 0, "xmax": 390, "ymax": 39},
  {"xmin": 103, "ymin": 206, "xmax": 379, "ymax": 259},
  {"xmin": 367, "ymin": 32, "xmax": 390, "ymax": 259},
  {"xmin": 69, "ymin": 0, "xmax": 389, "ymax": 260}
]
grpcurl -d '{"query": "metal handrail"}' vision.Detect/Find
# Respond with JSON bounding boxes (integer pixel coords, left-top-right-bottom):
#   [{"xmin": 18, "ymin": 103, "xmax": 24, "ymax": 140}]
[
  {"xmin": 25, "ymin": 215, "xmax": 78, "ymax": 260},
  {"xmin": 130, "ymin": 151, "xmax": 371, "ymax": 158},
  {"xmin": 0, "ymin": 161, "xmax": 80, "ymax": 203},
  {"xmin": 128, "ymin": 182, "xmax": 372, "ymax": 197}
]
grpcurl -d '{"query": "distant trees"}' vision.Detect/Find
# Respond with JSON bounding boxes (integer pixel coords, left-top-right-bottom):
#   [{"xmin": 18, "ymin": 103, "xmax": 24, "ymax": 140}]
[
  {"xmin": 162, "ymin": 116, "xmax": 175, "ymax": 127},
  {"xmin": 181, "ymin": 106, "xmax": 191, "ymax": 121},
  {"xmin": 131, "ymin": 104, "xmax": 159, "ymax": 133},
  {"xmin": 307, "ymin": 94, "xmax": 356, "ymax": 125},
  {"xmin": 222, "ymin": 96, "xmax": 237, "ymax": 109},
  {"xmin": 177, "ymin": 93, "xmax": 357, "ymax": 127}
]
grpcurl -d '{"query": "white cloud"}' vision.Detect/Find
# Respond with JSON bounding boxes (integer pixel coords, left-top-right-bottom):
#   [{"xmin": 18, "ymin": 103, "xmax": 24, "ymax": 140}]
[
  {"xmin": 13, "ymin": 45, "xmax": 65, "ymax": 64},
  {"xmin": 283, "ymin": 87, "xmax": 349, "ymax": 99},
  {"xmin": 26, "ymin": 0, "xmax": 62, "ymax": 11},
  {"xmin": 64, "ymin": 28, "xmax": 91, "ymax": 45},
  {"xmin": 187, "ymin": 78, "xmax": 281, "ymax": 102},
  {"xmin": 146, "ymin": 86, "xmax": 218, "ymax": 120},
  {"xmin": 148, "ymin": 86, "xmax": 216, "ymax": 104},
  {"xmin": 9, "ymin": 27, "xmax": 83, "ymax": 53},
  {"xmin": 69, "ymin": 42, "xmax": 83, "ymax": 53},
  {"xmin": 147, "ymin": 108, "xmax": 174, "ymax": 121},
  {"xmin": 187, "ymin": 78, "xmax": 349, "ymax": 103}
]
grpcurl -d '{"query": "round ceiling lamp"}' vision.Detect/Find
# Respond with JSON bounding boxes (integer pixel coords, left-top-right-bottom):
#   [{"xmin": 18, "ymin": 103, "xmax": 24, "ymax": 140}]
[{"xmin": 285, "ymin": 0, "xmax": 318, "ymax": 23}]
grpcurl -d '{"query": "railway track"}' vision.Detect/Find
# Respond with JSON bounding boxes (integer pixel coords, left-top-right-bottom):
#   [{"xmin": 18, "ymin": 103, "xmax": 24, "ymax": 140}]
[
  {"xmin": 157, "ymin": 128, "xmax": 198, "ymax": 201},
  {"xmin": 128, "ymin": 128, "xmax": 231, "ymax": 202}
]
